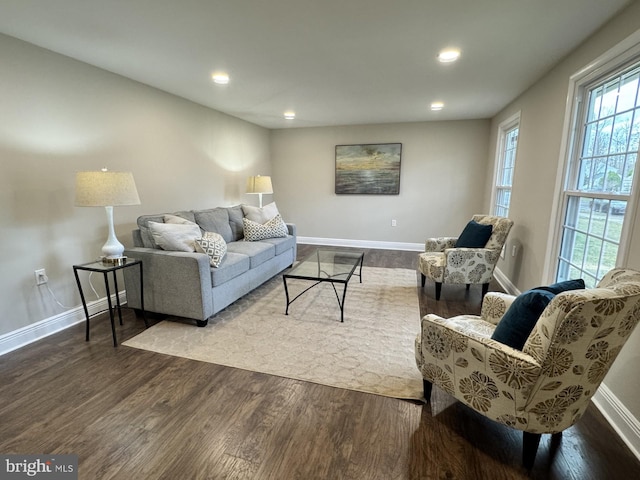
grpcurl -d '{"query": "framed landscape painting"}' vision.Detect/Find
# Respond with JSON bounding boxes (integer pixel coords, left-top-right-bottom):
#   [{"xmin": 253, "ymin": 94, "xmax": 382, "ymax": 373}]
[{"xmin": 335, "ymin": 143, "xmax": 402, "ymax": 194}]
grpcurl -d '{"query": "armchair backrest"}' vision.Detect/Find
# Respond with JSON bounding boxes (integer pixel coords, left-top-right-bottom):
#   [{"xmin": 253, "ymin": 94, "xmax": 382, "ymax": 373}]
[
  {"xmin": 521, "ymin": 268, "xmax": 640, "ymax": 431},
  {"xmin": 471, "ymin": 214, "xmax": 513, "ymax": 251}
]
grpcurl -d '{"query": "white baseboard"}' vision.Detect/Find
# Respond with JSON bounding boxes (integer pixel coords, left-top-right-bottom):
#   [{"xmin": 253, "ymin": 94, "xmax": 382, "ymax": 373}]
[
  {"xmin": 592, "ymin": 384, "xmax": 640, "ymax": 461},
  {"xmin": 298, "ymin": 236, "xmax": 423, "ymax": 252},
  {"xmin": 0, "ymin": 292, "xmax": 126, "ymax": 357},
  {"xmin": 493, "ymin": 267, "xmax": 521, "ymax": 296}
]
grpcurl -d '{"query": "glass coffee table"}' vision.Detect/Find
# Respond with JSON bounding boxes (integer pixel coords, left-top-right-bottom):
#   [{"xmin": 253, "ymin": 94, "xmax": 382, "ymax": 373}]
[{"xmin": 283, "ymin": 248, "xmax": 364, "ymax": 322}]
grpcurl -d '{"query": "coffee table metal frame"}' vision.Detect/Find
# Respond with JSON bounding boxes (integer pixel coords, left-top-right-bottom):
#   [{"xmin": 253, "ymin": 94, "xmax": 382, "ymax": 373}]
[{"xmin": 283, "ymin": 249, "xmax": 364, "ymax": 322}]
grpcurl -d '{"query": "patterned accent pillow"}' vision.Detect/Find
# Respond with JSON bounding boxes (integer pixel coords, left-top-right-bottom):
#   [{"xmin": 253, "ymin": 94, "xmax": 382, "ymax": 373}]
[
  {"xmin": 195, "ymin": 232, "xmax": 227, "ymax": 268},
  {"xmin": 243, "ymin": 214, "xmax": 288, "ymax": 241}
]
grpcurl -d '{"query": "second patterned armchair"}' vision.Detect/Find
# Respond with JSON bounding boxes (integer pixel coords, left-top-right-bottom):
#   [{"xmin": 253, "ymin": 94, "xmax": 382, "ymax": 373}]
[
  {"xmin": 415, "ymin": 268, "xmax": 640, "ymax": 468},
  {"xmin": 418, "ymin": 214, "xmax": 513, "ymax": 300}
]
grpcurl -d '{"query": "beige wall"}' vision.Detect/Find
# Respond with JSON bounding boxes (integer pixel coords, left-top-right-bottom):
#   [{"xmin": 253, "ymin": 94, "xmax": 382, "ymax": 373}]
[
  {"xmin": 271, "ymin": 120, "xmax": 490, "ymax": 245},
  {"xmin": 0, "ymin": 34, "xmax": 270, "ymax": 336},
  {"xmin": 487, "ymin": 3, "xmax": 640, "ymax": 421}
]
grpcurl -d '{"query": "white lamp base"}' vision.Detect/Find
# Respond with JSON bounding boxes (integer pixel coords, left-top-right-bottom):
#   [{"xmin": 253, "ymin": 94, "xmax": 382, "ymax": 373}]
[{"xmin": 102, "ymin": 206, "xmax": 125, "ymax": 258}]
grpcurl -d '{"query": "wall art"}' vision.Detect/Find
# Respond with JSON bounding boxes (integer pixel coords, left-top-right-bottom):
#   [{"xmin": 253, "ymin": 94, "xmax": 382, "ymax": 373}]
[{"xmin": 335, "ymin": 143, "xmax": 402, "ymax": 194}]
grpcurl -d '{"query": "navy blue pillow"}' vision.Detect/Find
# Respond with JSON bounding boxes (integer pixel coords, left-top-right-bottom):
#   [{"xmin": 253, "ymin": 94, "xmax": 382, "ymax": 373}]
[
  {"xmin": 537, "ymin": 278, "xmax": 585, "ymax": 294},
  {"xmin": 491, "ymin": 279, "xmax": 585, "ymax": 350},
  {"xmin": 491, "ymin": 289, "xmax": 555, "ymax": 350},
  {"xmin": 455, "ymin": 220, "xmax": 493, "ymax": 248}
]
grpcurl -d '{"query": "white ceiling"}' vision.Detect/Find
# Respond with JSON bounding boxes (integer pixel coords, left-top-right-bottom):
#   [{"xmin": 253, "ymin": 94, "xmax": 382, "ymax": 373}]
[{"xmin": 0, "ymin": 0, "xmax": 632, "ymax": 129}]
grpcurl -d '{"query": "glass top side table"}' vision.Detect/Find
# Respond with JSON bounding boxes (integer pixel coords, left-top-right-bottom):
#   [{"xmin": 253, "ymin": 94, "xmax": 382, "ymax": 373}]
[{"xmin": 73, "ymin": 258, "xmax": 148, "ymax": 347}]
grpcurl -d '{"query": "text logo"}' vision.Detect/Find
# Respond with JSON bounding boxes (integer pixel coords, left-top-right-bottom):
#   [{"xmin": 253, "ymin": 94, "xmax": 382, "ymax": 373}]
[{"xmin": 0, "ymin": 455, "xmax": 78, "ymax": 479}]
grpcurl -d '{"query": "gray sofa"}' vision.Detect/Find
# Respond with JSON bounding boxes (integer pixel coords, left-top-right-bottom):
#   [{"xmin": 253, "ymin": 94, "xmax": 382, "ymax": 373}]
[{"xmin": 123, "ymin": 205, "xmax": 296, "ymax": 327}]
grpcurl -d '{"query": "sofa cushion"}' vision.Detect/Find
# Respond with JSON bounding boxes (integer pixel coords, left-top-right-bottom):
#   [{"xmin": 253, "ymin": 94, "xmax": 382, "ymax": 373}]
[
  {"xmin": 455, "ymin": 220, "xmax": 493, "ymax": 248},
  {"xmin": 210, "ymin": 252, "xmax": 251, "ymax": 287},
  {"xmin": 226, "ymin": 241, "xmax": 275, "ymax": 268},
  {"xmin": 261, "ymin": 235, "xmax": 296, "ymax": 256},
  {"xmin": 243, "ymin": 214, "xmax": 288, "ymax": 241},
  {"xmin": 148, "ymin": 221, "xmax": 201, "ymax": 252},
  {"xmin": 227, "ymin": 205, "xmax": 245, "ymax": 241},
  {"xmin": 242, "ymin": 202, "xmax": 280, "ymax": 223},
  {"xmin": 137, "ymin": 211, "xmax": 196, "ymax": 248},
  {"xmin": 195, "ymin": 232, "xmax": 227, "ymax": 268},
  {"xmin": 194, "ymin": 208, "xmax": 233, "ymax": 243}
]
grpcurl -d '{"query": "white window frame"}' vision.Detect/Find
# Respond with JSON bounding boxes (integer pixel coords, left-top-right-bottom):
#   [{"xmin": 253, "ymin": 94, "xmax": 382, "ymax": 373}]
[
  {"xmin": 491, "ymin": 112, "xmax": 520, "ymax": 259},
  {"xmin": 544, "ymin": 31, "xmax": 640, "ymax": 284},
  {"xmin": 491, "ymin": 111, "xmax": 520, "ymax": 219}
]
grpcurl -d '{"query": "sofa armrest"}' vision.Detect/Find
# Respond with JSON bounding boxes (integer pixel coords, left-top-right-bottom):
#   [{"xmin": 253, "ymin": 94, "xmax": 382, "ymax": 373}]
[
  {"xmin": 425, "ymin": 237, "xmax": 457, "ymax": 252},
  {"xmin": 481, "ymin": 292, "xmax": 517, "ymax": 325},
  {"xmin": 123, "ymin": 247, "xmax": 213, "ymax": 321},
  {"xmin": 286, "ymin": 223, "xmax": 297, "ymax": 262},
  {"xmin": 439, "ymin": 247, "xmax": 501, "ymax": 284}
]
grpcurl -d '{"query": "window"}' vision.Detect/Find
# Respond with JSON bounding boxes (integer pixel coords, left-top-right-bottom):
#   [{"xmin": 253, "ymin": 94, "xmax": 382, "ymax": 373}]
[
  {"xmin": 556, "ymin": 60, "xmax": 640, "ymax": 287},
  {"xmin": 492, "ymin": 113, "xmax": 520, "ymax": 218}
]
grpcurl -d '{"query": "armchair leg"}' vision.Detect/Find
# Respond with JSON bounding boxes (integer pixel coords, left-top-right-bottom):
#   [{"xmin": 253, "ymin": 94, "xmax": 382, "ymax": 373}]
[
  {"xmin": 435, "ymin": 282, "xmax": 442, "ymax": 301},
  {"xmin": 482, "ymin": 282, "xmax": 490, "ymax": 298},
  {"xmin": 421, "ymin": 273, "xmax": 426, "ymax": 287},
  {"xmin": 522, "ymin": 432, "xmax": 542, "ymax": 470},
  {"xmin": 423, "ymin": 379, "xmax": 433, "ymax": 402}
]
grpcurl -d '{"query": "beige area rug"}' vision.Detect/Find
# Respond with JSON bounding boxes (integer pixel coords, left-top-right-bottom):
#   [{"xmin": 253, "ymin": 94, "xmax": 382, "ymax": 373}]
[{"xmin": 123, "ymin": 266, "xmax": 424, "ymax": 401}]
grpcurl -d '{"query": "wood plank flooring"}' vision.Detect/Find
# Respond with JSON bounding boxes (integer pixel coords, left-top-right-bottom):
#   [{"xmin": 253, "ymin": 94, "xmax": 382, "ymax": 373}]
[{"xmin": 1, "ymin": 245, "xmax": 639, "ymax": 479}]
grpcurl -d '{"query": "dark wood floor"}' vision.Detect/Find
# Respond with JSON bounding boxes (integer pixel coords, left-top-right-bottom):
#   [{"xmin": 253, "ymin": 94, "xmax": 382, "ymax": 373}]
[{"xmin": 1, "ymin": 245, "xmax": 638, "ymax": 479}]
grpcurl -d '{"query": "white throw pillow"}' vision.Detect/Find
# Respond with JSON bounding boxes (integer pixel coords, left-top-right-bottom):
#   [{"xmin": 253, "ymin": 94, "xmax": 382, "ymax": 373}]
[
  {"xmin": 195, "ymin": 232, "xmax": 227, "ymax": 268},
  {"xmin": 242, "ymin": 202, "xmax": 280, "ymax": 224},
  {"xmin": 243, "ymin": 214, "xmax": 288, "ymax": 241},
  {"xmin": 148, "ymin": 221, "xmax": 202, "ymax": 252},
  {"xmin": 163, "ymin": 214, "xmax": 198, "ymax": 226}
]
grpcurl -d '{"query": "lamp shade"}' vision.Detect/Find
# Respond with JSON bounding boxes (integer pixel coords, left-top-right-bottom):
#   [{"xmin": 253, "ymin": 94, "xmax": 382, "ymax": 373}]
[
  {"xmin": 75, "ymin": 171, "xmax": 141, "ymax": 207},
  {"xmin": 246, "ymin": 175, "xmax": 273, "ymax": 194}
]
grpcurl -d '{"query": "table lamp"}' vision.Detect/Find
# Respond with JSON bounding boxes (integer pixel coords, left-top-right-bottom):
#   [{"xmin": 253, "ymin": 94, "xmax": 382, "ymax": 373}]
[
  {"xmin": 75, "ymin": 169, "xmax": 141, "ymax": 262},
  {"xmin": 246, "ymin": 175, "xmax": 273, "ymax": 208}
]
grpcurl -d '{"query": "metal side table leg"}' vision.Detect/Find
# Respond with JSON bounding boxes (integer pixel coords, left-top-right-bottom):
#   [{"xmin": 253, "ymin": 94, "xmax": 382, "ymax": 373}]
[{"xmin": 103, "ymin": 272, "xmax": 118, "ymax": 347}]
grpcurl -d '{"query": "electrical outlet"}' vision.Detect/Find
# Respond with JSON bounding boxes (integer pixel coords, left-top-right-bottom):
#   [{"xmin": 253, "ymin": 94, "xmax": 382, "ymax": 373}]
[
  {"xmin": 35, "ymin": 268, "xmax": 48, "ymax": 285},
  {"xmin": 391, "ymin": 219, "xmax": 397, "ymax": 227}
]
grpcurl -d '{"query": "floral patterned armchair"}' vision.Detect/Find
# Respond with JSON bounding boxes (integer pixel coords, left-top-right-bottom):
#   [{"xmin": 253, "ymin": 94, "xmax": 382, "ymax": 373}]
[
  {"xmin": 415, "ymin": 268, "xmax": 640, "ymax": 469},
  {"xmin": 418, "ymin": 214, "xmax": 513, "ymax": 300}
]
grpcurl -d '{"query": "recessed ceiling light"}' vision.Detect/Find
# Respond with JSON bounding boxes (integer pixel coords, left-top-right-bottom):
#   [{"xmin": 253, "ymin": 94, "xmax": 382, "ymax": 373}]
[
  {"xmin": 430, "ymin": 102, "xmax": 444, "ymax": 111},
  {"xmin": 437, "ymin": 49, "xmax": 461, "ymax": 63},
  {"xmin": 212, "ymin": 72, "xmax": 230, "ymax": 85},
  {"xmin": 284, "ymin": 111, "xmax": 296, "ymax": 120}
]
